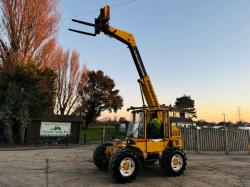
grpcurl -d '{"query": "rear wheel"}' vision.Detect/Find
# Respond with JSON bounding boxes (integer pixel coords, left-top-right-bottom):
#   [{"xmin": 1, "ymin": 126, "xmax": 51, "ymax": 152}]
[
  {"xmin": 93, "ymin": 143, "xmax": 113, "ymax": 170},
  {"xmin": 109, "ymin": 149, "xmax": 139, "ymax": 183},
  {"xmin": 161, "ymin": 149, "xmax": 186, "ymax": 176}
]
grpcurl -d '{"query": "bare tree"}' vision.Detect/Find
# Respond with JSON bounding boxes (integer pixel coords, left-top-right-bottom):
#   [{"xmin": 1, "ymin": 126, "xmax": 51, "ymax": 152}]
[
  {"xmin": 0, "ymin": 0, "xmax": 60, "ymax": 66},
  {"xmin": 55, "ymin": 47, "xmax": 89, "ymax": 115}
]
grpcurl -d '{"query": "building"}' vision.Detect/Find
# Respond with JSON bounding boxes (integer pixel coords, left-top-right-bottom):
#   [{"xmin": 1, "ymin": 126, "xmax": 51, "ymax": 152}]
[
  {"xmin": 162, "ymin": 104, "xmax": 196, "ymax": 128},
  {"xmin": 119, "ymin": 117, "xmax": 129, "ymax": 134},
  {"xmin": 27, "ymin": 115, "xmax": 85, "ymax": 144}
]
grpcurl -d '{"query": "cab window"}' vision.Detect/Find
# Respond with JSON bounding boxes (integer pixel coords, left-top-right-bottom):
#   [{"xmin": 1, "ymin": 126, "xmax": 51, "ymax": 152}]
[{"xmin": 146, "ymin": 111, "xmax": 164, "ymax": 139}]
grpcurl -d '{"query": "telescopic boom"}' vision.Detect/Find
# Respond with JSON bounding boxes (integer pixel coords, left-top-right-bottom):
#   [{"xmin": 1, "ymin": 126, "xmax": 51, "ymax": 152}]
[{"xmin": 69, "ymin": 5, "xmax": 159, "ymax": 108}]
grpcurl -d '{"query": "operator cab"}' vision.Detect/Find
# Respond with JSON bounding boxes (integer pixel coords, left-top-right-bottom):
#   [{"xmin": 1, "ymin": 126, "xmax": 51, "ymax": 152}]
[
  {"xmin": 127, "ymin": 107, "xmax": 169, "ymax": 139},
  {"xmin": 126, "ymin": 107, "xmax": 172, "ymax": 153}
]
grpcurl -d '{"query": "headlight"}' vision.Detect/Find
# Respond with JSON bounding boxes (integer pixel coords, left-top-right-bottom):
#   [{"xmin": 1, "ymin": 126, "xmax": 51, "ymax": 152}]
[{"xmin": 126, "ymin": 139, "xmax": 135, "ymax": 145}]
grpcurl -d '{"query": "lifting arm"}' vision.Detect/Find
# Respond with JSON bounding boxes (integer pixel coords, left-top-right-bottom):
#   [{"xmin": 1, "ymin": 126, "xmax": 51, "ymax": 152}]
[
  {"xmin": 103, "ymin": 26, "xmax": 159, "ymax": 107},
  {"xmin": 69, "ymin": 5, "xmax": 159, "ymax": 108}
]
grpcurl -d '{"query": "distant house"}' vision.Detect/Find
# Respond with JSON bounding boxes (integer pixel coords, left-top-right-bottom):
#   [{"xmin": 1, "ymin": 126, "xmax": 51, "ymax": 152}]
[
  {"xmin": 161, "ymin": 104, "xmax": 196, "ymax": 128},
  {"xmin": 119, "ymin": 117, "xmax": 129, "ymax": 134},
  {"xmin": 245, "ymin": 123, "xmax": 250, "ymax": 127}
]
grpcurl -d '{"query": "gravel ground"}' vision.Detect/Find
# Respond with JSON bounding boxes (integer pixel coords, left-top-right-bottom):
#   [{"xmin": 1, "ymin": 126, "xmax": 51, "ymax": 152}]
[{"xmin": 0, "ymin": 145, "xmax": 249, "ymax": 187}]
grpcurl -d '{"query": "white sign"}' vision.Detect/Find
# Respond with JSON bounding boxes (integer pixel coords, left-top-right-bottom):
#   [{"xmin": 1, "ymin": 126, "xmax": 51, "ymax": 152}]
[{"xmin": 40, "ymin": 122, "xmax": 71, "ymax": 136}]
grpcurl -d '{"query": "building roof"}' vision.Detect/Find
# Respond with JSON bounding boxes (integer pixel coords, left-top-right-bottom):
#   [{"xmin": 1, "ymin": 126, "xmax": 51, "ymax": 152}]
[
  {"xmin": 119, "ymin": 117, "xmax": 129, "ymax": 123},
  {"xmin": 170, "ymin": 117, "xmax": 194, "ymax": 123},
  {"xmin": 32, "ymin": 115, "xmax": 85, "ymax": 123},
  {"xmin": 160, "ymin": 104, "xmax": 184, "ymax": 113}
]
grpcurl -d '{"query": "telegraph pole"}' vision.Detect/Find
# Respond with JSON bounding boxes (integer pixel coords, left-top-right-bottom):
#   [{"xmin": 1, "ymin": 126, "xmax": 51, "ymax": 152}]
[
  {"xmin": 237, "ymin": 106, "xmax": 241, "ymax": 122},
  {"xmin": 222, "ymin": 113, "xmax": 225, "ymax": 123}
]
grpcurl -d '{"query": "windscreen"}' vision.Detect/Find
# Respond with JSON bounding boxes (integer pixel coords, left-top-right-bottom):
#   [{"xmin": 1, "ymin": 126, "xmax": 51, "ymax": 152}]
[{"xmin": 127, "ymin": 111, "xmax": 144, "ymax": 138}]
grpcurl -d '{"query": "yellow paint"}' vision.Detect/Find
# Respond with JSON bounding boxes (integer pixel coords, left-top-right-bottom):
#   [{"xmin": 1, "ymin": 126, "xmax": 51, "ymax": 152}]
[
  {"xmin": 171, "ymin": 126, "xmax": 183, "ymax": 149},
  {"xmin": 107, "ymin": 26, "xmax": 136, "ymax": 47},
  {"xmin": 146, "ymin": 139, "xmax": 165, "ymax": 153},
  {"xmin": 138, "ymin": 76, "xmax": 160, "ymax": 108}
]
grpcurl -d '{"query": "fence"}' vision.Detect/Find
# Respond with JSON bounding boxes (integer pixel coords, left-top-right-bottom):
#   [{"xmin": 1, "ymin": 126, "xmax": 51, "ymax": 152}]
[
  {"xmin": 80, "ymin": 125, "xmax": 250, "ymax": 154},
  {"xmin": 181, "ymin": 127, "xmax": 250, "ymax": 154},
  {"xmin": 80, "ymin": 124, "xmax": 126, "ymax": 144}
]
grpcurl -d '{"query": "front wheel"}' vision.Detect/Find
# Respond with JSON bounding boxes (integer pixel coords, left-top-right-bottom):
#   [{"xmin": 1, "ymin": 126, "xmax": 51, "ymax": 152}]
[
  {"xmin": 109, "ymin": 149, "xmax": 139, "ymax": 183},
  {"xmin": 161, "ymin": 149, "xmax": 187, "ymax": 176}
]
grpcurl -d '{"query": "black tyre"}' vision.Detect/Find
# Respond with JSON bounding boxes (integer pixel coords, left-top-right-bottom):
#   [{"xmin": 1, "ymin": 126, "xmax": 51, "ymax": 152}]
[
  {"xmin": 160, "ymin": 149, "xmax": 187, "ymax": 176},
  {"xmin": 93, "ymin": 143, "xmax": 113, "ymax": 170},
  {"xmin": 109, "ymin": 149, "xmax": 139, "ymax": 183}
]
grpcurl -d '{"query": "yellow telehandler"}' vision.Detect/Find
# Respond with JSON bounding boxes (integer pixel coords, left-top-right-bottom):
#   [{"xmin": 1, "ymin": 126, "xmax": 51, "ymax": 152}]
[{"xmin": 69, "ymin": 5, "xmax": 186, "ymax": 183}]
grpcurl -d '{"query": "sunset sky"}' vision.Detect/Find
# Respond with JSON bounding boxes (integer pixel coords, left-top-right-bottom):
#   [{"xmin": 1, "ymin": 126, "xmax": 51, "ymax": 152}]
[{"xmin": 59, "ymin": 0, "xmax": 250, "ymax": 122}]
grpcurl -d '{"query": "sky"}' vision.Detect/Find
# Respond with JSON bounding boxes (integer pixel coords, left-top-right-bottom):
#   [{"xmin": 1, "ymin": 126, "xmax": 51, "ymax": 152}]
[{"xmin": 59, "ymin": 0, "xmax": 250, "ymax": 123}]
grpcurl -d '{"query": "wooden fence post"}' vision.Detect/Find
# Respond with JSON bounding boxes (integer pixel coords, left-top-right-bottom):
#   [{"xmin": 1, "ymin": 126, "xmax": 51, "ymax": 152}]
[
  {"xmin": 195, "ymin": 128, "xmax": 200, "ymax": 153},
  {"xmin": 224, "ymin": 129, "xmax": 229, "ymax": 155},
  {"xmin": 248, "ymin": 130, "xmax": 250, "ymax": 155},
  {"xmin": 183, "ymin": 127, "xmax": 187, "ymax": 151},
  {"xmin": 102, "ymin": 127, "xmax": 106, "ymax": 143},
  {"xmin": 83, "ymin": 130, "xmax": 87, "ymax": 145}
]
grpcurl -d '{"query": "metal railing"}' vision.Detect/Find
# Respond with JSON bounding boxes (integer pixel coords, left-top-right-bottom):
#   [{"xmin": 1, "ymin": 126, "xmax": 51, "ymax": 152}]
[
  {"xmin": 79, "ymin": 125, "xmax": 250, "ymax": 154},
  {"xmin": 181, "ymin": 127, "xmax": 250, "ymax": 154}
]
